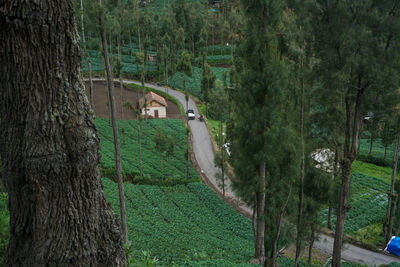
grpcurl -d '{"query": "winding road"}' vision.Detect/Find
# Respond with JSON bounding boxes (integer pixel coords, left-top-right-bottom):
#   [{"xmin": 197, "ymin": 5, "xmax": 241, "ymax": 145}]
[{"xmin": 92, "ymin": 78, "xmax": 400, "ymax": 266}]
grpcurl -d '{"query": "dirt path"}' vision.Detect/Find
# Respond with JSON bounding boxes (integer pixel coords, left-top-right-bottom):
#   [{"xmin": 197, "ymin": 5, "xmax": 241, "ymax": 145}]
[
  {"xmin": 84, "ymin": 81, "xmax": 180, "ymax": 120},
  {"xmin": 87, "ymin": 78, "xmax": 400, "ymax": 266}
]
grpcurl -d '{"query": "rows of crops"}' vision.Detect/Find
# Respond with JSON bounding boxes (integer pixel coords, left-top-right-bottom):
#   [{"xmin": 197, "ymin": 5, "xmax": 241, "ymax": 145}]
[
  {"xmin": 166, "ymin": 67, "xmax": 230, "ymax": 99},
  {"xmin": 206, "ymin": 54, "xmax": 232, "ymax": 65},
  {"xmin": 97, "ymin": 118, "xmax": 199, "ymax": 180},
  {"xmin": 82, "ymin": 48, "xmax": 158, "ymax": 75},
  {"xmin": 143, "ymin": 0, "xmax": 203, "ymax": 15},
  {"xmin": 102, "ymin": 178, "xmax": 254, "ymax": 264},
  {"xmin": 320, "ymin": 172, "xmax": 390, "ymax": 234},
  {"xmin": 357, "ymin": 138, "xmax": 399, "ymax": 166}
]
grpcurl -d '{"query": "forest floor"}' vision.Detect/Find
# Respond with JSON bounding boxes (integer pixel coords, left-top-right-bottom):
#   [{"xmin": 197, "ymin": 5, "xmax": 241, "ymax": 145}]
[{"xmin": 84, "ymin": 81, "xmax": 180, "ymax": 120}]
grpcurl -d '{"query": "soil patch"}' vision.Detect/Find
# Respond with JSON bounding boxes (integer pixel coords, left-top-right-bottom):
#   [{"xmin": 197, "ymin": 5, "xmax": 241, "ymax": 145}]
[{"xmin": 84, "ymin": 81, "xmax": 180, "ymax": 120}]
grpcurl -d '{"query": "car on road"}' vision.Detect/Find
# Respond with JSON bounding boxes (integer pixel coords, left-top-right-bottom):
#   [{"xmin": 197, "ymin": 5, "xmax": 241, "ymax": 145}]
[{"xmin": 187, "ymin": 109, "xmax": 195, "ymax": 120}]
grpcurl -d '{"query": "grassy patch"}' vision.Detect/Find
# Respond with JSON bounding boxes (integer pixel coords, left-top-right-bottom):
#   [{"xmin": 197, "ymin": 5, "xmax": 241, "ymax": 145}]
[
  {"xmin": 351, "ymin": 160, "xmax": 398, "ymax": 184},
  {"xmin": 351, "ymin": 223, "xmax": 386, "ymax": 247}
]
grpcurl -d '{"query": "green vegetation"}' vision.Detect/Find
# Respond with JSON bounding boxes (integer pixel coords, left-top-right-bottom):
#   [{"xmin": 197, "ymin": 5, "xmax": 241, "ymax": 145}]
[
  {"xmin": 165, "ymin": 67, "xmax": 230, "ymax": 99},
  {"xmin": 103, "ymin": 178, "xmax": 254, "ymax": 264},
  {"xmin": 351, "ymin": 223, "xmax": 385, "ymax": 247},
  {"xmin": 82, "ymin": 49, "xmax": 158, "ymax": 75},
  {"xmin": 0, "ymin": 193, "xmax": 9, "ymax": 266},
  {"xmin": 357, "ymin": 138, "xmax": 398, "ymax": 167},
  {"xmin": 351, "ymin": 160, "xmax": 398, "ymax": 184},
  {"xmin": 320, "ymin": 172, "xmax": 389, "ymax": 234},
  {"xmin": 206, "ymin": 55, "xmax": 232, "ymax": 65},
  {"xmin": 97, "ymin": 118, "xmax": 199, "ymax": 182}
]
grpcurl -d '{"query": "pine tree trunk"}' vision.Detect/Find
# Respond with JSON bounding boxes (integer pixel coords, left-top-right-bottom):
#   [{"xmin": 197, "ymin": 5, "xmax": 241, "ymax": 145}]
[
  {"xmin": 329, "ymin": 145, "xmax": 339, "ymax": 230},
  {"xmin": 332, "ymin": 89, "xmax": 364, "ymax": 267},
  {"xmin": 0, "ymin": 0, "xmax": 125, "ymax": 265},
  {"xmin": 384, "ymin": 144, "xmax": 388, "ymax": 161},
  {"xmin": 295, "ymin": 69, "xmax": 305, "ymax": 267},
  {"xmin": 99, "ymin": 0, "xmax": 128, "ymax": 243},
  {"xmin": 138, "ymin": 119, "xmax": 143, "ymax": 177},
  {"xmin": 255, "ymin": 162, "xmax": 266, "ymax": 265},
  {"xmin": 369, "ymin": 136, "xmax": 373, "ymax": 156},
  {"xmin": 269, "ymin": 185, "xmax": 292, "ymax": 267},
  {"xmin": 118, "ymin": 34, "xmax": 125, "ymax": 145},
  {"xmin": 252, "ymin": 204, "xmax": 257, "ymax": 243},
  {"xmin": 80, "ymin": 0, "xmax": 95, "ymax": 110},
  {"xmin": 386, "ymin": 121, "xmax": 400, "ymax": 243}
]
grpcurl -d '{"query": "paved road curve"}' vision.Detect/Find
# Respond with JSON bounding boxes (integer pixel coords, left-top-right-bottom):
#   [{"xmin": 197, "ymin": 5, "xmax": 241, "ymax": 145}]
[{"xmin": 91, "ymin": 78, "xmax": 400, "ymax": 266}]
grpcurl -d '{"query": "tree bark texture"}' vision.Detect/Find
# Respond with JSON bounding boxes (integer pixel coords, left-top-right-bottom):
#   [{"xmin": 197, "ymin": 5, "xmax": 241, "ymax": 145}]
[
  {"xmin": 255, "ymin": 162, "xmax": 266, "ymax": 265},
  {"xmin": 0, "ymin": 1, "xmax": 125, "ymax": 265},
  {"xmin": 98, "ymin": 0, "xmax": 128, "ymax": 243}
]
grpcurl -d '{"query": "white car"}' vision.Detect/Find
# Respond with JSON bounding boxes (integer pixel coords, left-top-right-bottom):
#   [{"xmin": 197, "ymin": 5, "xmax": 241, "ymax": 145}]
[{"xmin": 187, "ymin": 109, "xmax": 195, "ymax": 120}]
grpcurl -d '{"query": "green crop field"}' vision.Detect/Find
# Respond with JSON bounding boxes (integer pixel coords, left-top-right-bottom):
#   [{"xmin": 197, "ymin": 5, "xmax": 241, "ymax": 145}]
[
  {"xmin": 166, "ymin": 67, "xmax": 230, "ymax": 99},
  {"xmin": 357, "ymin": 137, "xmax": 398, "ymax": 166},
  {"xmin": 82, "ymin": 48, "xmax": 158, "ymax": 75},
  {"xmin": 143, "ymin": 0, "xmax": 204, "ymax": 15},
  {"xmin": 206, "ymin": 55, "xmax": 232, "ymax": 65},
  {"xmin": 102, "ymin": 178, "xmax": 254, "ymax": 264},
  {"xmin": 320, "ymin": 172, "xmax": 389, "ymax": 234},
  {"xmin": 97, "ymin": 118, "xmax": 199, "ymax": 181}
]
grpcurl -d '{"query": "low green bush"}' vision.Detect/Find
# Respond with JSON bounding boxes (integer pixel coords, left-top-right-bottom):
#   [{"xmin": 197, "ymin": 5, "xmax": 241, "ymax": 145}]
[{"xmin": 0, "ymin": 192, "xmax": 9, "ymax": 266}]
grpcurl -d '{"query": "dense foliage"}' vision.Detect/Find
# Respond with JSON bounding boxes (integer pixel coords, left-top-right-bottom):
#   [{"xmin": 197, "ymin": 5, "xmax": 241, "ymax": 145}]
[
  {"xmin": 97, "ymin": 118, "xmax": 199, "ymax": 181},
  {"xmin": 165, "ymin": 67, "xmax": 230, "ymax": 99},
  {"xmin": 103, "ymin": 178, "xmax": 254, "ymax": 264}
]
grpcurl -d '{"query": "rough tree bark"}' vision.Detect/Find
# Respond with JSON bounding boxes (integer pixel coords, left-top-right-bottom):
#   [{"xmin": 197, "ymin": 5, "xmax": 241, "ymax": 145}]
[
  {"xmin": 98, "ymin": 0, "xmax": 128, "ymax": 243},
  {"xmin": 0, "ymin": 0, "xmax": 125, "ymax": 265}
]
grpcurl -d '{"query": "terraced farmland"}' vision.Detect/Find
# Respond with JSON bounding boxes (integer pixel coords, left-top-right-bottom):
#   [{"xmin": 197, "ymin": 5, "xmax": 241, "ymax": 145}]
[
  {"xmin": 320, "ymin": 172, "xmax": 390, "ymax": 234},
  {"xmin": 102, "ymin": 178, "xmax": 254, "ymax": 264},
  {"xmin": 97, "ymin": 118, "xmax": 199, "ymax": 181}
]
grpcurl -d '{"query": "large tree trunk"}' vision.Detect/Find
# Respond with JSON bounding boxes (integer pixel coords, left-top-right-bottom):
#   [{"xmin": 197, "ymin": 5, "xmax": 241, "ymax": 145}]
[
  {"xmin": 386, "ymin": 120, "xmax": 400, "ymax": 243},
  {"xmin": 0, "ymin": 1, "xmax": 125, "ymax": 265},
  {"xmin": 80, "ymin": 0, "xmax": 95, "ymax": 110},
  {"xmin": 255, "ymin": 162, "xmax": 266, "ymax": 265},
  {"xmin": 332, "ymin": 89, "xmax": 364, "ymax": 267},
  {"xmin": 99, "ymin": 0, "xmax": 128, "ymax": 243}
]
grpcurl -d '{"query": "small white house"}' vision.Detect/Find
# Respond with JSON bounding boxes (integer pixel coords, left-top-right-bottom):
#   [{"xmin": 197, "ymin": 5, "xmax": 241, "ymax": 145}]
[{"xmin": 139, "ymin": 92, "xmax": 168, "ymax": 118}]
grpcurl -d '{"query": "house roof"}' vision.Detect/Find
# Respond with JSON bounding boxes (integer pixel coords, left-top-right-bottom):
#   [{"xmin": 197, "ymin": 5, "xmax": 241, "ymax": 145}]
[{"xmin": 139, "ymin": 91, "xmax": 168, "ymax": 107}]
